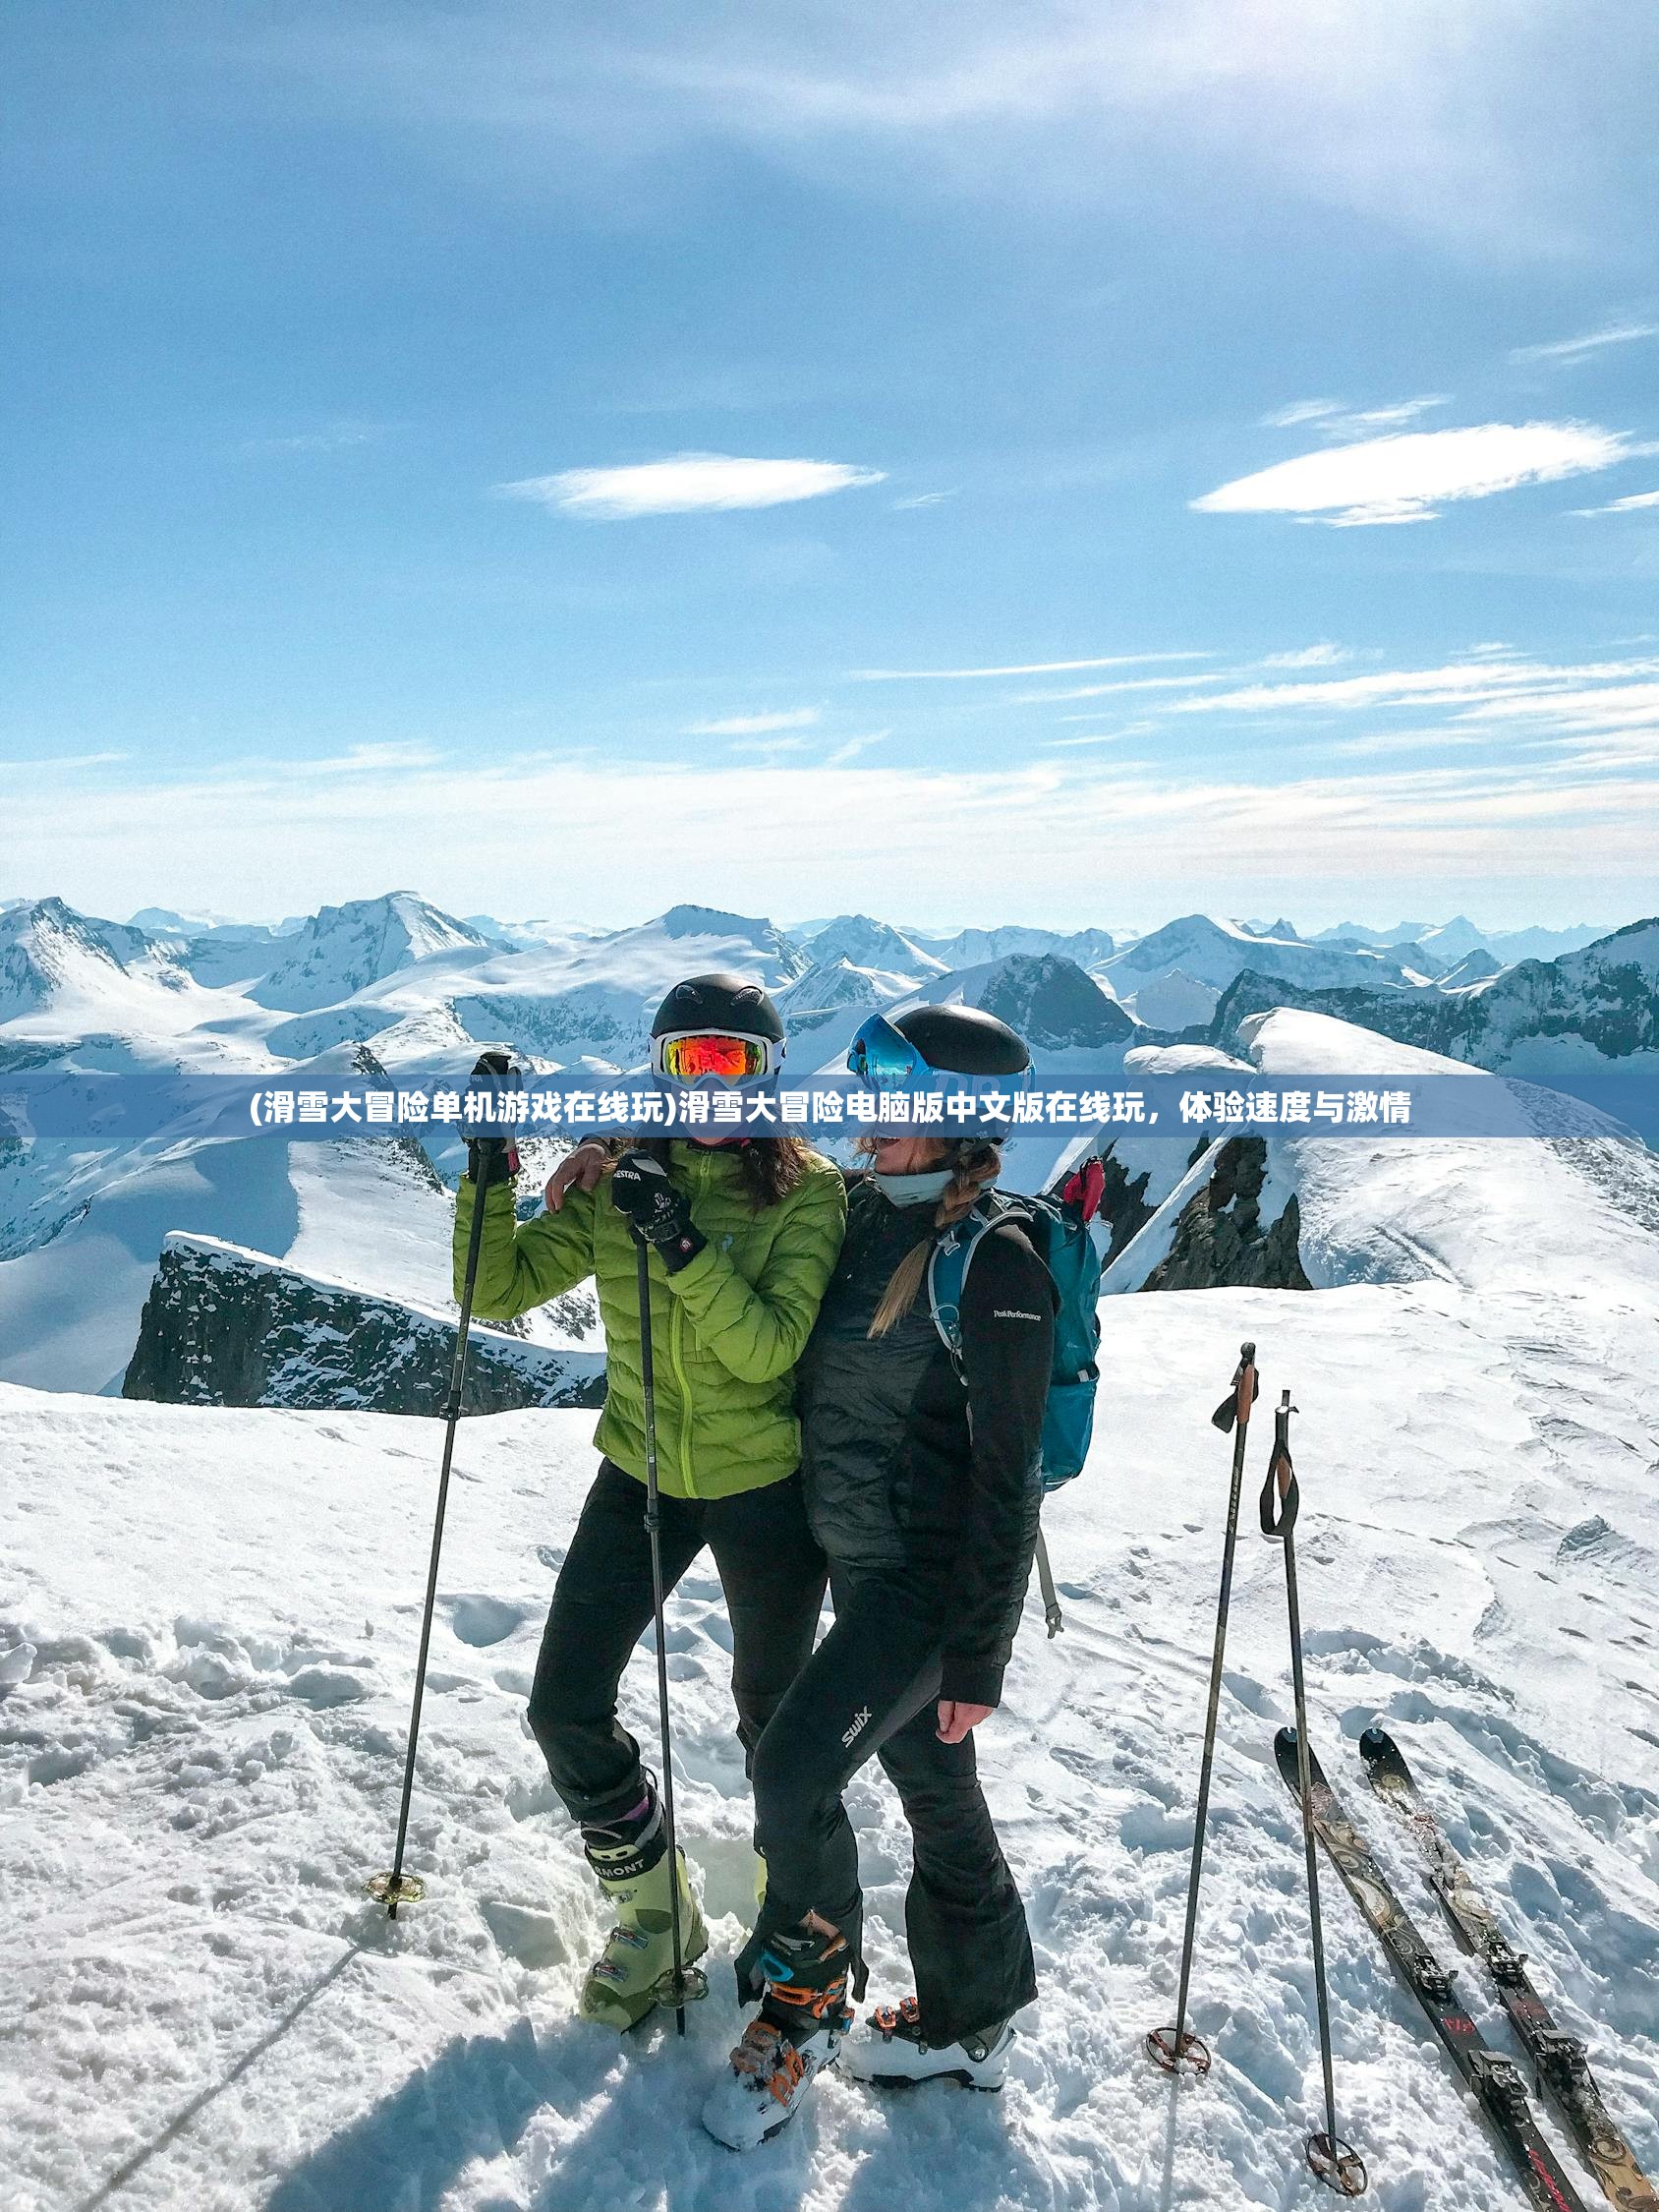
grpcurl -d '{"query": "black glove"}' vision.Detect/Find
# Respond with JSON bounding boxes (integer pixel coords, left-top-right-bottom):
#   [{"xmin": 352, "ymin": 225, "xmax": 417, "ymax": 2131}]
[
  {"xmin": 609, "ymin": 1151, "xmax": 705, "ymax": 1272},
  {"xmin": 465, "ymin": 1047, "xmax": 522, "ymax": 1186}
]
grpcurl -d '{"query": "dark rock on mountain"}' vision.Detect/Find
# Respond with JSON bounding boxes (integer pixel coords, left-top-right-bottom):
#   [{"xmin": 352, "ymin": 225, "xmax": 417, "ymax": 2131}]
[
  {"xmin": 123, "ymin": 1235, "xmax": 604, "ymax": 1414},
  {"xmin": 1138, "ymin": 1138, "xmax": 1311, "ymax": 1293},
  {"xmin": 972, "ymin": 955, "xmax": 1135, "ymax": 1049}
]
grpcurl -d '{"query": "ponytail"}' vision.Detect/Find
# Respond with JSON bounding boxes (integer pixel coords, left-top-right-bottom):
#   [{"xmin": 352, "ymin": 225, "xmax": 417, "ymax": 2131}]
[{"xmin": 866, "ymin": 1138, "xmax": 1003, "ymax": 1339}]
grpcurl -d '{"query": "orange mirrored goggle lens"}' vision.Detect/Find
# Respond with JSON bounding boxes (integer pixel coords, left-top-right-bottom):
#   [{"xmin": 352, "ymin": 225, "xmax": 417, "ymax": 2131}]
[{"xmin": 658, "ymin": 1033, "xmax": 770, "ymax": 1082}]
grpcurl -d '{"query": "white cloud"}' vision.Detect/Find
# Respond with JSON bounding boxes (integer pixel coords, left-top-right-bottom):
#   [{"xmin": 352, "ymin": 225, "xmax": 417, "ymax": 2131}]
[
  {"xmin": 686, "ymin": 709, "xmax": 820, "ymax": 736},
  {"xmin": 850, "ymin": 652, "xmax": 1212, "ymax": 680},
  {"xmin": 498, "ymin": 453, "xmax": 886, "ymax": 519},
  {"xmin": 1193, "ymin": 422, "xmax": 1635, "ymax": 527},
  {"xmin": 1573, "ymin": 487, "xmax": 1659, "ymax": 517},
  {"xmin": 25, "ymin": 743, "xmax": 1658, "ymax": 925},
  {"xmin": 826, "ymin": 731, "xmax": 890, "ymax": 766},
  {"xmin": 1262, "ymin": 397, "xmax": 1449, "ymax": 439},
  {"xmin": 725, "ymin": 734, "xmax": 814, "ymax": 755},
  {"xmin": 1510, "ymin": 322, "xmax": 1659, "ymax": 366},
  {"xmin": 1172, "ymin": 655, "xmax": 1659, "ymax": 717},
  {"xmin": 1011, "ymin": 672, "xmax": 1230, "ymax": 704},
  {"xmin": 1256, "ymin": 644, "xmax": 1351, "ymax": 669},
  {"xmin": 890, "ymin": 491, "xmax": 958, "ymax": 510}
]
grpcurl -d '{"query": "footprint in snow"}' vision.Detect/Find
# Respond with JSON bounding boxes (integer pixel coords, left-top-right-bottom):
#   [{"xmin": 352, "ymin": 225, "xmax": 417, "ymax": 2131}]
[{"xmin": 450, "ymin": 1596, "xmax": 530, "ymax": 1648}]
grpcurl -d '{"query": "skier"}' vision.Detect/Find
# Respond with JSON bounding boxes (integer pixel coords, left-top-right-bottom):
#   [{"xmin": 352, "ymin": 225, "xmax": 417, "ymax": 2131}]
[
  {"xmin": 700, "ymin": 1003, "xmax": 1056, "ymax": 2150},
  {"xmin": 454, "ymin": 975, "xmax": 846, "ymax": 2030}
]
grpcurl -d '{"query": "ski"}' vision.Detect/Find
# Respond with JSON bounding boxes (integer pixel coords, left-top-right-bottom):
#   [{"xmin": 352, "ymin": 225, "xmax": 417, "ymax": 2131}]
[
  {"xmin": 1359, "ymin": 1728, "xmax": 1655, "ymax": 2212},
  {"xmin": 1274, "ymin": 1727, "xmax": 1590, "ymax": 2212}
]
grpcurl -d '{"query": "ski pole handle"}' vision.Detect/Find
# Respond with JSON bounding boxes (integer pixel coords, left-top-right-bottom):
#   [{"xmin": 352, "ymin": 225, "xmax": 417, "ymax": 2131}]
[
  {"xmin": 1211, "ymin": 1340, "xmax": 1258, "ymax": 1434},
  {"xmin": 1260, "ymin": 1388, "xmax": 1300, "ymax": 1538}
]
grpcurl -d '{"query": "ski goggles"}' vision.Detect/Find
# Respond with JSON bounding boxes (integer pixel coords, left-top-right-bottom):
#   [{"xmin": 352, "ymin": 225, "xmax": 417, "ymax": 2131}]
[
  {"xmin": 846, "ymin": 1013, "xmax": 930, "ymax": 1091},
  {"xmin": 847, "ymin": 1010, "xmax": 1028, "ymax": 1137},
  {"xmin": 652, "ymin": 1030, "xmax": 782, "ymax": 1086}
]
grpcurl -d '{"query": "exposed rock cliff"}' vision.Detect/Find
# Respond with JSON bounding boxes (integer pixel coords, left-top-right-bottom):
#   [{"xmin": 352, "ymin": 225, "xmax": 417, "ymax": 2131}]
[{"xmin": 123, "ymin": 1234, "xmax": 605, "ymax": 1414}]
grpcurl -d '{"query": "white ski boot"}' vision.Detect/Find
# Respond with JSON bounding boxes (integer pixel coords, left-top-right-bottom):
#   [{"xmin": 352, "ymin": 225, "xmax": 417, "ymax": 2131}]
[
  {"xmin": 701, "ymin": 1916, "xmax": 853, "ymax": 2151},
  {"xmin": 838, "ymin": 1996, "xmax": 1013, "ymax": 2090}
]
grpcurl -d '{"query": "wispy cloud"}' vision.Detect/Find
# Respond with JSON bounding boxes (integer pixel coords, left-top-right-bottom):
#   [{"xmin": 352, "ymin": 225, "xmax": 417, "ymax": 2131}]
[
  {"xmin": 1510, "ymin": 321, "xmax": 1659, "ymax": 366},
  {"xmin": 238, "ymin": 423, "xmax": 383, "ymax": 456},
  {"xmin": 1170, "ymin": 656, "xmax": 1659, "ymax": 718},
  {"xmin": 850, "ymin": 652, "xmax": 1212, "ymax": 680},
  {"xmin": 726, "ymin": 734, "xmax": 814, "ymax": 755},
  {"xmin": 1193, "ymin": 422, "xmax": 1636, "ymax": 527},
  {"xmin": 1573, "ymin": 487, "xmax": 1659, "ymax": 517},
  {"xmin": 1261, "ymin": 396, "xmax": 1450, "ymax": 439},
  {"xmin": 1010, "ymin": 672, "xmax": 1228, "ymax": 704},
  {"xmin": 28, "ymin": 742, "xmax": 1657, "ymax": 924},
  {"xmin": 498, "ymin": 453, "xmax": 886, "ymax": 520},
  {"xmin": 826, "ymin": 731, "xmax": 890, "ymax": 766},
  {"xmin": 1256, "ymin": 644, "xmax": 1351, "ymax": 669},
  {"xmin": 890, "ymin": 491, "xmax": 958, "ymax": 510},
  {"xmin": 687, "ymin": 709, "xmax": 820, "ymax": 736}
]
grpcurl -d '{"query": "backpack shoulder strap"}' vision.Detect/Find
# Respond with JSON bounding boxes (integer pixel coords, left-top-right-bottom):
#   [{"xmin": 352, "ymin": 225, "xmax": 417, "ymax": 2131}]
[{"xmin": 926, "ymin": 1193, "xmax": 1034, "ymax": 1362}]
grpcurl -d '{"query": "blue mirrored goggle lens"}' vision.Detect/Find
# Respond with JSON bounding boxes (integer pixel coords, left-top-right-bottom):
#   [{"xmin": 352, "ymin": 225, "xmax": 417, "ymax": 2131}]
[{"xmin": 846, "ymin": 1014, "xmax": 927, "ymax": 1090}]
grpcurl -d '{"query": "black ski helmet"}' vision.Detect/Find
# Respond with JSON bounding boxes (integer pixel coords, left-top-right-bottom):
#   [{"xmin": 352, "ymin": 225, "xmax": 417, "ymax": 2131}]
[
  {"xmin": 891, "ymin": 1002, "xmax": 1029, "ymax": 1077},
  {"xmin": 651, "ymin": 971, "xmax": 784, "ymax": 1044}
]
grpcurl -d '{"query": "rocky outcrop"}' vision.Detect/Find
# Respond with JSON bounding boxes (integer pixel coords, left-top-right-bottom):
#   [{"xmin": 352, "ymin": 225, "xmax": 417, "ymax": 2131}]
[
  {"xmin": 1212, "ymin": 918, "xmax": 1659, "ymax": 1070},
  {"xmin": 1137, "ymin": 1138, "xmax": 1312, "ymax": 1293},
  {"xmin": 972, "ymin": 954, "xmax": 1135, "ymax": 1049},
  {"xmin": 122, "ymin": 1235, "xmax": 605, "ymax": 1414}
]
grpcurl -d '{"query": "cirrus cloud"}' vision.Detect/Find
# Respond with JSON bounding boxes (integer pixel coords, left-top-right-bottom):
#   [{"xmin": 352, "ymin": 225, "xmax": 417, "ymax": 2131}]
[
  {"xmin": 1192, "ymin": 421, "xmax": 1637, "ymax": 527},
  {"xmin": 497, "ymin": 452, "xmax": 886, "ymax": 520}
]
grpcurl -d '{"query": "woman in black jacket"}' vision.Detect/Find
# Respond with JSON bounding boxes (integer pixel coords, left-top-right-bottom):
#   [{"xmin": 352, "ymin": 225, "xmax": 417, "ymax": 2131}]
[{"xmin": 704, "ymin": 1004, "xmax": 1056, "ymax": 2151}]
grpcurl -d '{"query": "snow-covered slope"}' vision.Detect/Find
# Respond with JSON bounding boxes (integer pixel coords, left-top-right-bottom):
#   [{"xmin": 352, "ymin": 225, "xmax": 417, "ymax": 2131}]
[
  {"xmin": 0, "ymin": 899, "xmax": 203, "ymax": 1034},
  {"xmin": 251, "ymin": 895, "xmax": 492, "ymax": 1014},
  {"xmin": 1213, "ymin": 920, "xmax": 1659, "ymax": 1143},
  {"xmin": 4, "ymin": 1249, "xmax": 1656, "ymax": 2211},
  {"xmin": 803, "ymin": 914, "xmax": 946, "ymax": 979},
  {"xmin": 1107, "ymin": 1010, "xmax": 1659, "ymax": 1297},
  {"xmin": 1103, "ymin": 915, "xmax": 1429, "ymax": 1006}
]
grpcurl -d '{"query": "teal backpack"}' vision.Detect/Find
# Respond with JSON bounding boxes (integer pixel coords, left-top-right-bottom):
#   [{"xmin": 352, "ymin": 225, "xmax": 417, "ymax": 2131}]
[{"xmin": 926, "ymin": 1171, "xmax": 1105, "ymax": 1635}]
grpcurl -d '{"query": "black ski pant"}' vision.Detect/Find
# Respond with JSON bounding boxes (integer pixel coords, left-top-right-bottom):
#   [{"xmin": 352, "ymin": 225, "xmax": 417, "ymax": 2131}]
[
  {"xmin": 528, "ymin": 1458, "xmax": 828, "ymax": 1828},
  {"xmin": 744, "ymin": 1566, "xmax": 1037, "ymax": 2049}
]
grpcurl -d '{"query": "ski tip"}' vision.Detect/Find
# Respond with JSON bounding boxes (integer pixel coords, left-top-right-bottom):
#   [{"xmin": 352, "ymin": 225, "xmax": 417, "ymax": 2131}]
[{"xmin": 1358, "ymin": 1726, "xmax": 1411, "ymax": 1785}]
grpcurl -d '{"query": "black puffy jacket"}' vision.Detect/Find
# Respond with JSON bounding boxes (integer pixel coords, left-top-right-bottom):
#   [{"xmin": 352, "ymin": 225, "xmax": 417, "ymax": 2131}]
[{"xmin": 797, "ymin": 1178, "xmax": 1056, "ymax": 1707}]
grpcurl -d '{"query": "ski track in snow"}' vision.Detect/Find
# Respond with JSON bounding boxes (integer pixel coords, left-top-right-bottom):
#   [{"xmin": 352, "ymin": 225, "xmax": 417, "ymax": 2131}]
[{"xmin": 2, "ymin": 1281, "xmax": 1657, "ymax": 2212}]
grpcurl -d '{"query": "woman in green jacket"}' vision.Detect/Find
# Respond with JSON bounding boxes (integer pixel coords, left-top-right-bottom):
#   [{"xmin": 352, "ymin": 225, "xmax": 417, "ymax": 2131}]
[{"xmin": 454, "ymin": 974, "xmax": 845, "ymax": 2030}]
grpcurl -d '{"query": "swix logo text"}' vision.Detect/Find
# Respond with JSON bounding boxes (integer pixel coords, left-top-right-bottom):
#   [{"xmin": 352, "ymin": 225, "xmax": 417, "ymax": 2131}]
[{"xmin": 841, "ymin": 1707, "xmax": 872, "ymax": 1749}]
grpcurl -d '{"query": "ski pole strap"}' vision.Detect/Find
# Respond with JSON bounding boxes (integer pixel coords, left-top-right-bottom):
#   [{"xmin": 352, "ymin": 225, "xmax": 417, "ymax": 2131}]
[
  {"xmin": 1259, "ymin": 1389, "xmax": 1300, "ymax": 1538},
  {"xmin": 1035, "ymin": 1527, "xmax": 1063, "ymax": 1637},
  {"xmin": 1211, "ymin": 1341, "xmax": 1259, "ymax": 1434}
]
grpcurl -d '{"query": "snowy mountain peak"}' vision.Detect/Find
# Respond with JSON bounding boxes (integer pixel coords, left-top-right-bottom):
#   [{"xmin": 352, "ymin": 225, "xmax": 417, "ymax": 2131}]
[
  {"xmin": 954, "ymin": 953, "xmax": 1135, "ymax": 1050},
  {"xmin": 0, "ymin": 898, "xmax": 188, "ymax": 1022},
  {"xmin": 250, "ymin": 894, "xmax": 490, "ymax": 1014},
  {"xmin": 630, "ymin": 905, "xmax": 809, "ymax": 982},
  {"xmin": 806, "ymin": 913, "xmax": 946, "ymax": 977}
]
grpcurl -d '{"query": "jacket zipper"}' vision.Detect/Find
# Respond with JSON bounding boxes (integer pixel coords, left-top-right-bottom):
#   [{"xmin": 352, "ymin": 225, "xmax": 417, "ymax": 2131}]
[{"xmin": 667, "ymin": 1263, "xmax": 697, "ymax": 1496}]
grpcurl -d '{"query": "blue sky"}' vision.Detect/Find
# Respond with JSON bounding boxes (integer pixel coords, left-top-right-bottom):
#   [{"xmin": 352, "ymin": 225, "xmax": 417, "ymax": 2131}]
[{"xmin": 5, "ymin": 0, "xmax": 1658, "ymax": 931}]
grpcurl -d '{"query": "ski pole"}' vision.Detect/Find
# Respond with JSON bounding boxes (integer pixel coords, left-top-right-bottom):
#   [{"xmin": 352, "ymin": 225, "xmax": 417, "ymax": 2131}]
[
  {"xmin": 1147, "ymin": 1340, "xmax": 1258, "ymax": 2076},
  {"xmin": 370, "ymin": 1135, "xmax": 498, "ymax": 1919},
  {"xmin": 1261, "ymin": 1392, "xmax": 1367, "ymax": 2197},
  {"xmin": 636, "ymin": 1235, "xmax": 705, "ymax": 2032}
]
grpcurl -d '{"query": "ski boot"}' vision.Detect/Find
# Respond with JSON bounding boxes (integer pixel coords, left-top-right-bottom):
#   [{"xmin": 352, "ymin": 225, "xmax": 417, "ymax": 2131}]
[
  {"xmin": 701, "ymin": 1914, "xmax": 853, "ymax": 2150},
  {"xmin": 578, "ymin": 1791, "xmax": 708, "ymax": 2031},
  {"xmin": 839, "ymin": 1996, "xmax": 1014, "ymax": 2090}
]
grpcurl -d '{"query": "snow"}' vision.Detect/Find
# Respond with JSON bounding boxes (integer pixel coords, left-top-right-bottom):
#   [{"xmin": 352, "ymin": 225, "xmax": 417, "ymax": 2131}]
[
  {"xmin": 4, "ymin": 1237, "xmax": 1657, "ymax": 2211},
  {"xmin": 1101, "ymin": 916, "xmax": 1428, "ymax": 1000},
  {"xmin": 1103, "ymin": 1010, "xmax": 1659, "ymax": 1298}
]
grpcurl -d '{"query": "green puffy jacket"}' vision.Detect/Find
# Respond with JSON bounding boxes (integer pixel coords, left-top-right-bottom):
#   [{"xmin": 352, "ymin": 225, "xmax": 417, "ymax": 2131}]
[{"xmin": 453, "ymin": 1143, "xmax": 846, "ymax": 1501}]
